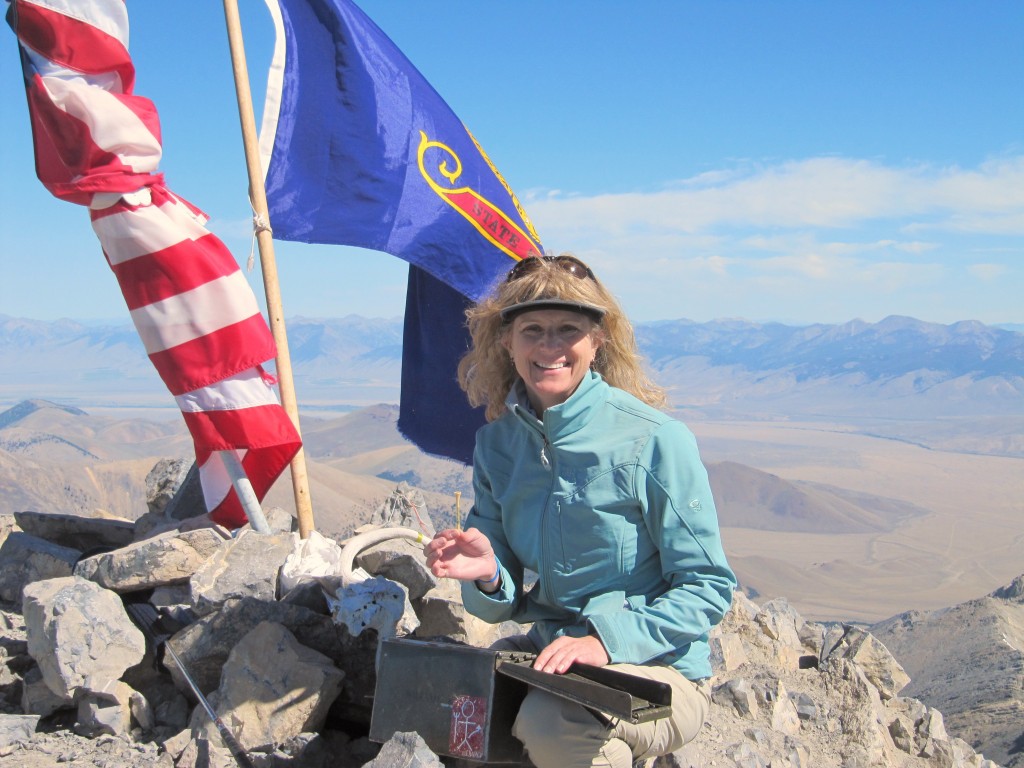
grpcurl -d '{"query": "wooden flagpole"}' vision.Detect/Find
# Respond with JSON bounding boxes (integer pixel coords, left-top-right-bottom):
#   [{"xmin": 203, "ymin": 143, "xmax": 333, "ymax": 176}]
[{"xmin": 221, "ymin": 0, "xmax": 315, "ymax": 538}]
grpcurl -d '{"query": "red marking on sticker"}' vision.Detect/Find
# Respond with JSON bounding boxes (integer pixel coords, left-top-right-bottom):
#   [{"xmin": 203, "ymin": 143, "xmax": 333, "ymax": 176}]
[{"xmin": 449, "ymin": 694, "xmax": 487, "ymax": 758}]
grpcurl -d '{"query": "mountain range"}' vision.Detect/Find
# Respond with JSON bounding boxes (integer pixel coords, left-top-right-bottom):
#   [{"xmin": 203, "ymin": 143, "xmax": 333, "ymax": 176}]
[
  {"xmin": 638, "ymin": 315, "xmax": 1024, "ymax": 379},
  {"xmin": 3, "ymin": 312, "xmax": 1022, "ymax": 426},
  {"xmin": 6, "ymin": 313, "xmax": 1022, "ymax": 385}
]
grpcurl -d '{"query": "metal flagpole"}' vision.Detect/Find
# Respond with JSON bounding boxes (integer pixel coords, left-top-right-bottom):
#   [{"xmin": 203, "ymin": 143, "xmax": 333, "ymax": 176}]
[
  {"xmin": 221, "ymin": 0, "xmax": 315, "ymax": 539},
  {"xmin": 218, "ymin": 451, "xmax": 272, "ymax": 534}
]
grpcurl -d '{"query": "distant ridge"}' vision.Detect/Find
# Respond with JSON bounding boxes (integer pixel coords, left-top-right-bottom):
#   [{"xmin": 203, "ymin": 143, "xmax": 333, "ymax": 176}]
[
  {"xmin": 5, "ymin": 312, "xmax": 1021, "ymax": 383},
  {"xmin": 5, "ymin": 312, "xmax": 1022, "ymax": 372},
  {"xmin": 0, "ymin": 432, "xmax": 99, "ymax": 460},
  {"xmin": 0, "ymin": 398, "xmax": 87, "ymax": 430},
  {"xmin": 635, "ymin": 314, "xmax": 1024, "ymax": 381},
  {"xmin": 0, "ymin": 398, "xmax": 189, "ymax": 519},
  {"xmin": 3, "ymin": 315, "xmax": 1022, "ymax": 451},
  {"xmin": 707, "ymin": 460, "xmax": 926, "ymax": 534}
]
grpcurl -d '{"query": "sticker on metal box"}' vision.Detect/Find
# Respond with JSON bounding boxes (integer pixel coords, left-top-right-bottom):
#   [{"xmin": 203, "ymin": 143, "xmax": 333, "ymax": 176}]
[{"xmin": 449, "ymin": 694, "xmax": 487, "ymax": 759}]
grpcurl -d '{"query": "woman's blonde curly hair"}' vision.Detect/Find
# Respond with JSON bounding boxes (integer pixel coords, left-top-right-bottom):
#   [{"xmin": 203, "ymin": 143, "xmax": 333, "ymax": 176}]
[{"xmin": 457, "ymin": 254, "xmax": 667, "ymax": 421}]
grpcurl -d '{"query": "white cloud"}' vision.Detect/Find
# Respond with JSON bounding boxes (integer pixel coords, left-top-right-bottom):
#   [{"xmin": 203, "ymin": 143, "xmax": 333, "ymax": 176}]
[
  {"xmin": 894, "ymin": 241, "xmax": 940, "ymax": 254},
  {"xmin": 529, "ymin": 155, "xmax": 1024, "ymax": 238},
  {"xmin": 523, "ymin": 155, "xmax": 1024, "ymax": 323},
  {"xmin": 967, "ymin": 263, "xmax": 1009, "ymax": 281}
]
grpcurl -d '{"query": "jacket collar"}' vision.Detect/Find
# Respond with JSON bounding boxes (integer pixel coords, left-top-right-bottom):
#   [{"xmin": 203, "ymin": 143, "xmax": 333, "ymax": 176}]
[{"xmin": 505, "ymin": 371, "xmax": 609, "ymax": 439}]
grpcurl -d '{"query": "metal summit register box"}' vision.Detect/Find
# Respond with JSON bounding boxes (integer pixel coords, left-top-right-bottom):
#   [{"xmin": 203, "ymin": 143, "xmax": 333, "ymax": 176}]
[{"xmin": 369, "ymin": 638, "xmax": 672, "ymax": 763}]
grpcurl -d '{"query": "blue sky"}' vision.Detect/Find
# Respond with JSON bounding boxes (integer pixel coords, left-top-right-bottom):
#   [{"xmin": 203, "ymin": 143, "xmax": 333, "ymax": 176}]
[{"xmin": 1, "ymin": 1, "xmax": 1021, "ymax": 326}]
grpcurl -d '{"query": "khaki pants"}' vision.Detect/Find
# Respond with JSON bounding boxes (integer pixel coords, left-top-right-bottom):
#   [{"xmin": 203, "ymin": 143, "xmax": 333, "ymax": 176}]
[{"xmin": 492, "ymin": 637, "xmax": 710, "ymax": 768}]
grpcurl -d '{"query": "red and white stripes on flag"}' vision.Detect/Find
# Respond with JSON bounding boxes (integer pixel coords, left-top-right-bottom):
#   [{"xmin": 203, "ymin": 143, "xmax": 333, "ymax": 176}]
[{"xmin": 9, "ymin": 0, "xmax": 301, "ymax": 528}]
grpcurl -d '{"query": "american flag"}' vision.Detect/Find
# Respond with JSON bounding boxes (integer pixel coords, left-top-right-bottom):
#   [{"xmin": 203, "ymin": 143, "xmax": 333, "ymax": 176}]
[{"xmin": 8, "ymin": 0, "xmax": 301, "ymax": 528}]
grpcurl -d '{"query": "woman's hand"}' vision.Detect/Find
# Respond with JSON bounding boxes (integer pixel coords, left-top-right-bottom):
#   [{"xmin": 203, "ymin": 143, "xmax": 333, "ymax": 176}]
[
  {"xmin": 534, "ymin": 634, "xmax": 610, "ymax": 674},
  {"xmin": 424, "ymin": 528, "xmax": 497, "ymax": 582}
]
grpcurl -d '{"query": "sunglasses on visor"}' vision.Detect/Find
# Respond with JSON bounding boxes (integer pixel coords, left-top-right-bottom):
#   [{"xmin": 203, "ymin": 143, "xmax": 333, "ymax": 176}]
[{"xmin": 505, "ymin": 255, "xmax": 596, "ymax": 283}]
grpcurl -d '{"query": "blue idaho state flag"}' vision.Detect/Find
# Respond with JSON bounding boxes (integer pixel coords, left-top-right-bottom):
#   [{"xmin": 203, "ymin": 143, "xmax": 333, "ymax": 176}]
[{"xmin": 260, "ymin": 0, "xmax": 542, "ymax": 463}]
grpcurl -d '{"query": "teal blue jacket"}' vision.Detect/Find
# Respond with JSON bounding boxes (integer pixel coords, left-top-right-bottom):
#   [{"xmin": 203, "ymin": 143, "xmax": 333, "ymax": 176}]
[{"xmin": 461, "ymin": 371, "xmax": 736, "ymax": 680}]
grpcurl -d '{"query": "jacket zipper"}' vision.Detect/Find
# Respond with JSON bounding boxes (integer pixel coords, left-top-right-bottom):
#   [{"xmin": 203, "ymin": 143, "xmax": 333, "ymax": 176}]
[
  {"xmin": 539, "ymin": 429, "xmax": 557, "ymax": 605},
  {"xmin": 514, "ymin": 405, "xmax": 558, "ymax": 605}
]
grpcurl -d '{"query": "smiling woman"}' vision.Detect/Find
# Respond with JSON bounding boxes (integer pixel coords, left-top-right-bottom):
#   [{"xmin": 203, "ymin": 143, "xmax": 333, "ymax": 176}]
[
  {"xmin": 423, "ymin": 254, "xmax": 736, "ymax": 768},
  {"xmin": 504, "ymin": 308, "xmax": 601, "ymax": 414},
  {"xmin": 457, "ymin": 255, "xmax": 669, "ymax": 422}
]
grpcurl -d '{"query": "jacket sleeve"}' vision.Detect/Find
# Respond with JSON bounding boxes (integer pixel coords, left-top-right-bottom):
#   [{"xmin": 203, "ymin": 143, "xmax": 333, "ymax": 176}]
[
  {"xmin": 586, "ymin": 420, "xmax": 736, "ymax": 665},
  {"xmin": 458, "ymin": 440, "xmax": 523, "ymax": 623}
]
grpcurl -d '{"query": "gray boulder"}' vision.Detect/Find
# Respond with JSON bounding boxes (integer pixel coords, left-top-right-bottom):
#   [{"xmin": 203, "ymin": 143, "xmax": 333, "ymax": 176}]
[
  {"xmin": 364, "ymin": 730, "xmax": 444, "ymax": 768},
  {"xmin": 22, "ymin": 576, "xmax": 145, "ymax": 699},
  {"xmin": 0, "ymin": 532, "xmax": 80, "ymax": 603},
  {"xmin": 0, "ymin": 714, "xmax": 40, "ymax": 754},
  {"xmin": 164, "ymin": 596, "xmax": 379, "ymax": 725},
  {"xmin": 75, "ymin": 527, "xmax": 228, "ymax": 592},
  {"xmin": 822, "ymin": 624, "xmax": 911, "ymax": 700},
  {"xmin": 13, "ymin": 511, "xmax": 134, "ymax": 553},
  {"xmin": 145, "ymin": 457, "xmax": 196, "ymax": 516},
  {"xmin": 189, "ymin": 530, "xmax": 293, "ymax": 616},
  {"xmin": 188, "ymin": 621, "xmax": 344, "ymax": 752}
]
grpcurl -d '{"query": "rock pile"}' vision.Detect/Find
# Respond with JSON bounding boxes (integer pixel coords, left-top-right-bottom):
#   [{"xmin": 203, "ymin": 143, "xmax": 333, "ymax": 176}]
[{"xmin": 0, "ymin": 464, "xmax": 1007, "ymax": 768}]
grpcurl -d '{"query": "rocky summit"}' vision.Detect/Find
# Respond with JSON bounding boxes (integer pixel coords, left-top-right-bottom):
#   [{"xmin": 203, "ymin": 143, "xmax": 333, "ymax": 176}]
[
  {"xmin": 870, "ymin": 577, "xmax": 1024, "ymax": 768},
  {"xmin": 0, "ymin": 460, "xmax": 1013, "ymax": 768}
]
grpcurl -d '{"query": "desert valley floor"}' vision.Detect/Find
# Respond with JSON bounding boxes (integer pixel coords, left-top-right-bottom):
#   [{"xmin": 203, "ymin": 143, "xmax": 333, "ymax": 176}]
[{"xmin": 692, "ymin": 419, "xmax": 1024, "ymax": 622}]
